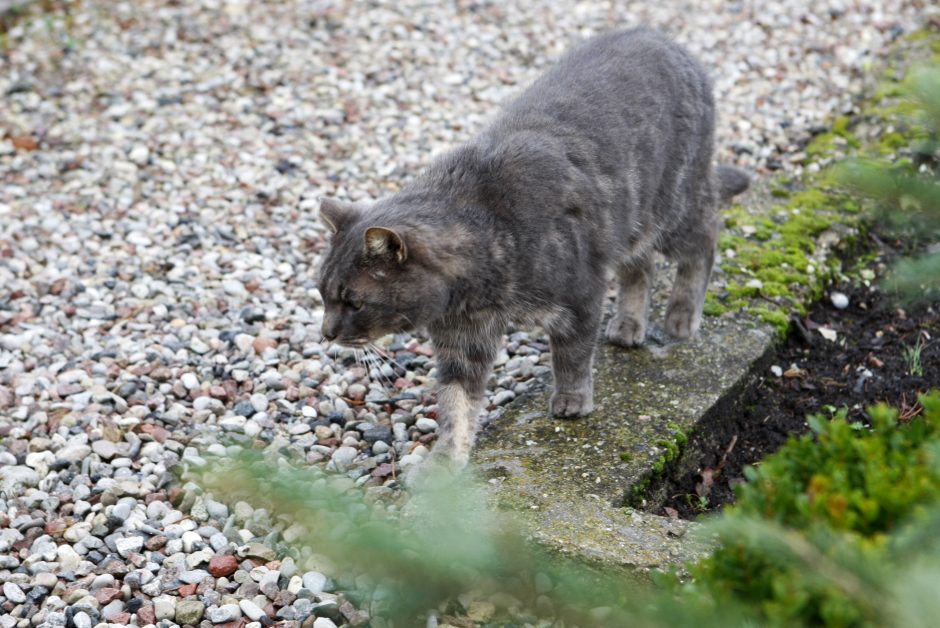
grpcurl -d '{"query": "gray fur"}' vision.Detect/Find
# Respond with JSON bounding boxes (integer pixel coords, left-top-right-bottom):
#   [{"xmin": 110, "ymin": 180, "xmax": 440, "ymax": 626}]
[{"xmin": 317, "ymin": 29, "xmax": 749, "ymax": 466}]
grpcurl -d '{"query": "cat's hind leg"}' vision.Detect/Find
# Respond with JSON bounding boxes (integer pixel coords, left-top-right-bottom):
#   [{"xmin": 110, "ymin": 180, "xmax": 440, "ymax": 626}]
[
  {"xmin": 549, "ymin": 299, "xmax": 604, "ymax": 418},
  {"xmin": 605, "ymin": 256, "xmax": 654, "ymax": 347},
  {"xmin": 664, "ymin": 212, "xmax": 718, "ymax": 340}
]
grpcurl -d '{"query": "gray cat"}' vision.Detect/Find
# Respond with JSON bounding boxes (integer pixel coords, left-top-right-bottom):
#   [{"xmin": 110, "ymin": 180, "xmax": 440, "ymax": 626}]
[{"xmin": 316, "ymin": 29, "xmax": 749, "ymax": 467}]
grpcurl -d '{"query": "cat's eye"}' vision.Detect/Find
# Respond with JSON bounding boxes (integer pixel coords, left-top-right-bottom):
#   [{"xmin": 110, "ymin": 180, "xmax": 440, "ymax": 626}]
[{"xmin": 348, "ymin": 300, "xmax": 363, "ymax": 311}]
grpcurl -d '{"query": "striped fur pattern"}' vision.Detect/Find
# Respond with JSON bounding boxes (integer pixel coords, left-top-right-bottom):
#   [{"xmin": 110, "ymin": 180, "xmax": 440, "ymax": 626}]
[{"xmin": 317, "ymin": 29, "xmax": 749, "ymax": 467}]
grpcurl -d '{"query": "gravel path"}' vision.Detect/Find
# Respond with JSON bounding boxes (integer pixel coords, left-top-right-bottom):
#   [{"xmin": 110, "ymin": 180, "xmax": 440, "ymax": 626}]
[{"xmin": 0, "ymin": 0, "xmax": 934, "ymax": 626}]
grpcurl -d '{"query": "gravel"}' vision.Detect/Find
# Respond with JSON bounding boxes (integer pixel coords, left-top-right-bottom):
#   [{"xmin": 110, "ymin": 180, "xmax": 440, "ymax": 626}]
[{"xmin": 0, "ymin": 0, "xmax": 934, "ymax": 626}]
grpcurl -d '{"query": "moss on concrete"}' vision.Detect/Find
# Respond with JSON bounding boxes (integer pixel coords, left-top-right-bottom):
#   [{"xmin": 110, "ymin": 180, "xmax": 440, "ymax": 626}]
[{"xmin": 707, "ymin": 30, "xmax": 939, "ymax": 338}]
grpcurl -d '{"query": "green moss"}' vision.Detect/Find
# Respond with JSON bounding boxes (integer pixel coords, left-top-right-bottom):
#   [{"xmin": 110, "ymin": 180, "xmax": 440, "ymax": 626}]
[
  {"xmin": 875, "ymin": 130, "xmax": 908, "ymax": 154},
  {"xmin": 702, "ymin": 296, "xmax": 730, "ymax": 317},
  {"xmin": 655, "ymin": 439, "xmax": 679, "ymax": 462},
  {"xmin": 750, "ymin": 306, "xmax": 791, "ymax": 336},
  {"xmin": 803, "ymin": 117, "xmax": 860, "ymax": 160},
  {"xmin": 716, "ymin": 195, "xmax": 837, "ymax": 327},
  {"xmin": 669, "ymin": 425, "xmax": 688, "ymax": 448},
  {"xmin": 629, "ymin": 477, "xmax": 651, "ymax": 505},
  {"xmin": 651, "ymin": 456, "xmax": 666, "ymax": 474},
  {"xmin": 629, "ymin": 425, "xmax": 689, "ymax": 506},
  {"xmin": 706, "ymin": 37, "xmax": 938, "ymax": 339},
  {"xmin": 907, "ymin": 29, "xmax": 934, "ymax": 42}
]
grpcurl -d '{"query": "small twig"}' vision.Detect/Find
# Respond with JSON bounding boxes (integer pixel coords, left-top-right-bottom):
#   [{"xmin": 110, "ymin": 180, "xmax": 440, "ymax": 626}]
[{"xmin": 715, "ymin": 434, "xmax": 738, "ymax": 475}]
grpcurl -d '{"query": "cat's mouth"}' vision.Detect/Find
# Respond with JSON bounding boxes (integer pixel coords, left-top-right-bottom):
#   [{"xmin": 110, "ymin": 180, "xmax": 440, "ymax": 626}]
[{"xmin": 332, "ymin": 338, "xmax": 370, "ymax": 349}]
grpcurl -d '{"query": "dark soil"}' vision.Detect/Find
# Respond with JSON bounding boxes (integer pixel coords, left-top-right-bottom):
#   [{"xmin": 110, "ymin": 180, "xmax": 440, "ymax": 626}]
[{"xmin": 659, "ymin": 274, "xmax": 939, "ymax": 520}]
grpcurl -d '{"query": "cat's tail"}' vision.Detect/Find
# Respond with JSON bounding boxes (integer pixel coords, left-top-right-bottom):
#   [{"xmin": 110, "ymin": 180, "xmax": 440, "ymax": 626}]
[{"xmin": 716, "ymin": 165, "xmax": 750, "ymax": 202}]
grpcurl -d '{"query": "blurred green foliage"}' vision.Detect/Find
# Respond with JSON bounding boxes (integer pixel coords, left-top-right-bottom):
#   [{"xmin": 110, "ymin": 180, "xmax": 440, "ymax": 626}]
[
  {"xmin": 192, "ymin": 393, "xmax": 940, "ymax": 627},
  {"xmin": 838, "ymin": 65, "xmax": 940, "ymax": 297},
  {"xmin": 193, "ymin": 453, "xmax": 658, "ymax": 626}
]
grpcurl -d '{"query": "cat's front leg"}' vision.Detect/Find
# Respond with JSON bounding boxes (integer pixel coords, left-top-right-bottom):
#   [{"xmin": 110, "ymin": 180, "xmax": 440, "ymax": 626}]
[
  {"xmin": 425, "ymin": 325, "xmax": 500, "ymax": 467},
  {"xmin": 549, "ymin": 300, "xmax": 604, "ymax": 418}
]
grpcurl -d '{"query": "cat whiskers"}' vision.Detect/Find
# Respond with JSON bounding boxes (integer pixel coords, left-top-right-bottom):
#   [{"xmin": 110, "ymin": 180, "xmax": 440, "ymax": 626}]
[
  {"xmin": 363, "ymin": 344, "xmax": 400, "ymax": 392},
  {"xmin": 369, "ymin": 343, "xmax": 409, "ymax": 379}
]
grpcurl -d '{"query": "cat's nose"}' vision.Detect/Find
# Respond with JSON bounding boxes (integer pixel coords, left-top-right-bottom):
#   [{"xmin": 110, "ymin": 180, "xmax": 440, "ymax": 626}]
[{"xmin": 321, "ymin": 313, "xmax": 340, "ymax": 342}]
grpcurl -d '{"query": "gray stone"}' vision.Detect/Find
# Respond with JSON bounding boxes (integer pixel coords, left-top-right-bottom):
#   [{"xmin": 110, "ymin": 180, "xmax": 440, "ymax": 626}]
[
  {"xmin": 205, "ymin": 499, "xmax": 229, "ymax": 520},
  {"xmin": 301, "ymin": 571, "xmax": 327, "ymax": 593},
  {"xmin": 190, "ymin": 337, "xmax": 211, "ymax": 354},
  {"xmin": 280, "ymin": 556, "xmax": 297, "ymax": 579},
  {"xmin": 2, "ymin": 582, "xmax": 25, "ymax": 603},
  {"xmin": 128, "ymin": 144, "xmax": 149, "ymax": 165},
  {"xmin": 0, "ymin": 466, "xmax": 39, "ymax": 497},
  {"xmin": 180, "ymin": 569, "xmax": 210, "ymax": 584},
  {"xmin": 239, "ymin": 599, "xmax": 266, "ymax": 621},
  {"xmin": 415, "ymin": 417, "xmax": 438, "ymax": 433},
  {"xmin": 92, "ymin": 440, "xmax": 119, "ymax": 460},
  {"xmin": 492, "ymin": 390, "xmax": 516, "ymax": 406},
  {"xmin": 234, "ymin": 400, "xmax": 256, "ymax": 417},
  {"xmin": 102, "ymin": 600, "xmax": 125, "ymax": 621},
  {"xmin": 209, "ymin": 533, "xmax": 230, "ymax": 551},
  {"xmin": 90, "ymin": 574, "xmax": 115, "ymax": 590},
  {"xmin": 114, "ymin": 536, "xmax": 143, "ymax": 558},
  {"xmin": 329, "ymin": 446, "xmax": 357, "ymax": 471},
  {"xmin": 72, "ymin": 612, "xmax": 92, "ymax": 628},
  {"xmin": 346, "ymin": 383, "xmax": 366, "ymax": 400},
  {"xmin": 830, "ymin": 291, "xmax": 849, "ymax": 309},
  {"xmin": 175, "ymin": 599, "xmax": 205, "ymax": 625},
  {"xmin": 55, "ymin": 443, "xmax": 91, "ymax": 464},
  {"xmin": 33, "ymin": 572, "xmax": 58, "ymax": 589},
  {"xmin": 398, "ymin": 454, "xmax": 423, "ymax": 469},
  {"xmin": 153, "ymin": 595, "xmax": 176, "ymax": 620},
  {"xmin": 111, "ymin": 501, "xmax": 132, "ymax": 522},
  {"xmin": 250, "ymin": 393, "xmax": 268, "ymax": 413},
  {"xmin": 289, "ymin": 422, "xmax": 311, "ymax": 435},
  {"xmin": 362, "ymin": 426, "xmax": 392, "ymax": 445},
  {"xmin": 259, "ymin": 569, "xmax": 280, "ymax": 596},
  {"xmin": 207, "ymin": 603, "xmax": 241, "ymax": 623}
]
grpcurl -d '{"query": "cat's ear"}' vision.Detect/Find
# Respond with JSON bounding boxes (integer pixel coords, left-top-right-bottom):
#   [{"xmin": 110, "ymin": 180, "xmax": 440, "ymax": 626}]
[
  {"xmin": 318, "ymin": 197, "xmax": 358, "ymax": 233},
  {"xmin": 364, "ymin": 227, "xmax": 407, "ymax": 263}
]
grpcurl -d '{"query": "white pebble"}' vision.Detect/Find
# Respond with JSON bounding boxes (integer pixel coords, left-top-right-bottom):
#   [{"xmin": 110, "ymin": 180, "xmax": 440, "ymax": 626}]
[{"xmin": 830, "ymin": 291, "xmax": 849, "ymax": 309}]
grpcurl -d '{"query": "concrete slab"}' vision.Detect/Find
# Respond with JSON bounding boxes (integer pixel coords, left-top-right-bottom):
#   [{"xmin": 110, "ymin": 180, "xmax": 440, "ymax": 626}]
[{"xmin": 473, "ymin": 313, "xmax": 773, "ymax": 571}]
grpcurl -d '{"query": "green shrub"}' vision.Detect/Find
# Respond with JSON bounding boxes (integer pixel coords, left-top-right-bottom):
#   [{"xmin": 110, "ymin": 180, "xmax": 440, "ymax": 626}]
[{"xmin": 685, "ymin": 391, "xmax": 940, "ymax": 627}]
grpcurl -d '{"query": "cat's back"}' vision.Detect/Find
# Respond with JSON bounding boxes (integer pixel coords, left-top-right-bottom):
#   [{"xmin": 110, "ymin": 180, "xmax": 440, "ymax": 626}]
[{"xmin": 500, "ymin": 28, "xmax": 712, "ymax": 135}]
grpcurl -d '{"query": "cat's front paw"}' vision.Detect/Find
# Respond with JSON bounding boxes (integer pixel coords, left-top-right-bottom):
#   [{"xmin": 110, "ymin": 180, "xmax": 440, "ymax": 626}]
[
  {"xmin": 402, "ymin": 448, "xmax": 465, "ymax": 490},
  {"xmin": 664, "ymin": 300, "xmax": 702, "ymax": 340},
  {"xmin": 550, "ymin": 390, "xmax": 594, "ymax": 418},
  {"xmin": 605, "ymin": 314, "xmax": 647, "ymax": 347}
]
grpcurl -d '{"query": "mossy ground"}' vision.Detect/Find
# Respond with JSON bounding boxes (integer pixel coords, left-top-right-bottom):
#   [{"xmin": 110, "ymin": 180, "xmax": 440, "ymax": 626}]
[{"xmin": 707, "ymin": 30, "xmax": 939, "ymax": 337}]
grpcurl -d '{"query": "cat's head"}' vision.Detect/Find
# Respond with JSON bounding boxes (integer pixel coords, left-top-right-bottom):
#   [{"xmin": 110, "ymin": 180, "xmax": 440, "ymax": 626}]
[{"xmin": 315, "ymin": 197, "xmax": 454, "ymax": 347}]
